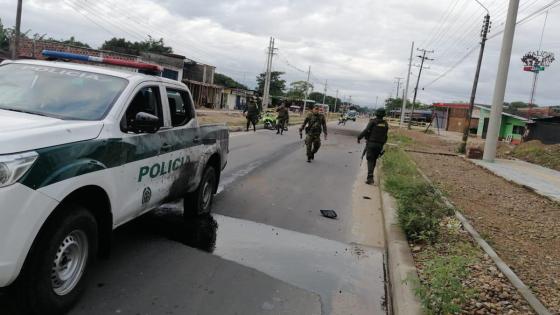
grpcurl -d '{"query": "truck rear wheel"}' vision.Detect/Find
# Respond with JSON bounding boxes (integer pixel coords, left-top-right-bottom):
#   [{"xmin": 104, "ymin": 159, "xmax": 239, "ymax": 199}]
[
  {"xmin": 184, "ymin": 166, "xmax": 217, "ymax": 218},
  {"xmin": 14, "ymin": 205, "xmax": 98, "ymax": 315}
]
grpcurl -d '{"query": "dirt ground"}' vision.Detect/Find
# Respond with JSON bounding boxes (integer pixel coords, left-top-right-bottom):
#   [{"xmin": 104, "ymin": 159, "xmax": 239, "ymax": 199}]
[{"xmin": 393, "ymin": 128, "xmax": 560, "ymax": 313}]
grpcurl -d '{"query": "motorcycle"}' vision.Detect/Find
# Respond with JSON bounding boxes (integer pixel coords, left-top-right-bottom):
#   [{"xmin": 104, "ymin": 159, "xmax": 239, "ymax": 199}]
[{"xmin": 262, "ymin": 110, "xmax": 277, "ymax": 130}]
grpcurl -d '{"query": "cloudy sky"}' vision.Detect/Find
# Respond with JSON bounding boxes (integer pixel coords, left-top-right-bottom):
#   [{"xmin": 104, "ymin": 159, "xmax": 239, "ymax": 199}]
[{"xmin": 1, "ymin": 0, "xmax": 559, "ymax": 107}]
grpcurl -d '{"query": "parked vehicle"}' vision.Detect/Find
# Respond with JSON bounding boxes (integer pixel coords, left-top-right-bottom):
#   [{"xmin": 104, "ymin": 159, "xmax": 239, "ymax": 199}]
[{"xmin": 0, "ymin": 58, "xmax": 229, "ymax": 314}]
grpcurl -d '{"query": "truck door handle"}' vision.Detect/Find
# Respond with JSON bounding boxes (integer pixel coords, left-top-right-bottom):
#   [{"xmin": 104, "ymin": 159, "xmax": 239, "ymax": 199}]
[
  {"xmin": 161, "ymin": 143, "xmax": 172, "ymax": 152},
  {"xmin": 193, "ymin": 137, "xmax": 201, "ymax": 144}
]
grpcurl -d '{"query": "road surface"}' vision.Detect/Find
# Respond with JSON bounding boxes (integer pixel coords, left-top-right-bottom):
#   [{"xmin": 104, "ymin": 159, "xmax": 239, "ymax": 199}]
[{"xmin": 0, "ymin": 121, "xmax": 387, "ymax": 315}]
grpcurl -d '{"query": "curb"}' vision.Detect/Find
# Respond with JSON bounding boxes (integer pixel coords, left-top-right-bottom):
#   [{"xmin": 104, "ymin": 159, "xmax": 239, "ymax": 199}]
[
  {"xmin": 413, "ymin": 165, "xmax": 553, "ymax": 315},
  {"xmin": 378, "ymin": 172, "xmax": 423, "ymax": 315}
]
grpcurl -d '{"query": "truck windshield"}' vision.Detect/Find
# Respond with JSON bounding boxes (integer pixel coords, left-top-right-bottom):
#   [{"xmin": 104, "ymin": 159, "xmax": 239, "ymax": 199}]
[{"xmin": 0, "ymin": 63, "xmax": 128, "ymax": 120}]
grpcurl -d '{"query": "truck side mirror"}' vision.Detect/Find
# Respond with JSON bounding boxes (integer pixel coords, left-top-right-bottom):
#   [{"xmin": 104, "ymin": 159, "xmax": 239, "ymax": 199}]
[{"xmin": 131, "ymin": 112, "xmax": 160, "ymax": 134}]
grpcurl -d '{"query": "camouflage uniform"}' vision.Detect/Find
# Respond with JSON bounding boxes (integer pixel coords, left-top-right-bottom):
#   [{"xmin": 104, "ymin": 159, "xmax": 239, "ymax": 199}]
[
  {"xmin": 244, "ymin": 100, "xmax": 260, "ymax": 132},
  {"xmin": 300, "ymin": 111, "xmax": 327, "ymax": 162},
  {"xmin": 276, "ymin": 105, "xmax": 289, "ymax": 135},
  {"xmin": 358, "ymin": 112, "xmax": 389, "ymax": 184}
]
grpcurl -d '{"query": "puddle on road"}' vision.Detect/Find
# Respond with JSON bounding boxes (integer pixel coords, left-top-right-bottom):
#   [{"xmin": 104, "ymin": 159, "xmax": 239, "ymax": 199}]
[{"xmin": 146, "ymin": 207, "xmax": 386, "ymax": 315}]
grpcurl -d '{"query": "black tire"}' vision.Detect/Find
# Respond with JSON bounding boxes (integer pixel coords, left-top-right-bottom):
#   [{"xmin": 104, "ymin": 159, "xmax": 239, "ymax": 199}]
[
  {"xmin": 14, "ymin": 205, "xmax": 98, "ymax": 315},
  {"xmin": 184, "ymin": 166, "xmax": 217, "ymax": 218}
]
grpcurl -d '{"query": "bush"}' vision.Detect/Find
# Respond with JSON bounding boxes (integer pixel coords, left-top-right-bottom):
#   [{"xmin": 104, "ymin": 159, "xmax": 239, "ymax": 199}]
[{"xmin": 382, "ymin": 149, "xmax": 450, "ymax": 243}]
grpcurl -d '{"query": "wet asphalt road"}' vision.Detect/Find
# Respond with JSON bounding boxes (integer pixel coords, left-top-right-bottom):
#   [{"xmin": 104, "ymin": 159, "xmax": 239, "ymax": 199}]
[{"xmin": 0, "ymin": 121, "xmax": 386, "ymax": 315}]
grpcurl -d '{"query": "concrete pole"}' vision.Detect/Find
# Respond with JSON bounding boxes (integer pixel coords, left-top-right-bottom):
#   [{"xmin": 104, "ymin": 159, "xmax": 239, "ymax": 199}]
[
  {"xmin": 322, "ymin": 80, "xmax": 327, "ymax": 105},
  {"xmin": 483, "ymin": 0, "xmax": 520, "ymax": 162},
  {"xmin": 400, "ymin": 41, "xmax": 414, "ymax": 127},
  {"xmin": 334, "ymin": 89, "xmax": 339, "ymax": 113},
  {"xmin": 12, "ymin": 0, "xmax": 23, "ymax": 59},
  {"xmin": 263, "ymin": 37, "xmax": 274, "ymax": 109},
  {"xmin": 302, "ymin": 66, "xmax": 311, "ymax": 116}
]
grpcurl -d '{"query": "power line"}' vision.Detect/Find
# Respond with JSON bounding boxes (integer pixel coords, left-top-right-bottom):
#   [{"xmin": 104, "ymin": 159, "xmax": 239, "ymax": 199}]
[
  {"xmin": 63, "ymin": 0, "xmax": 118, "ymax": 38},
  {"xmin": 424, "ymin": 0, "xmax": 560, "ymax": 89},
  {"xmin": 421, "ymin": 0, "xmax": 461, "ymax": 49}
]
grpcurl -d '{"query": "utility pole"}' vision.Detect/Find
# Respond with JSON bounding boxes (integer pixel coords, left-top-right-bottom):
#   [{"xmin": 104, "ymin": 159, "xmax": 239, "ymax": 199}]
[
  {"xmin": 334, "ymin": 89, "xmax": 339, "ymax": 113},
  {"xmin": 394, "ymin": 77, "xmax": 404, "ymax": 99},
  {"xmin": 408, "ymin": 48, "xmax": 434, "ymax": 129},
  {"xmin": 376, "ymin": 96, "xmax": 379, "ymax": 107},
  {"xmin": 483, "ymin": 0, "xmax": 520, "ymax": 162},
  {"xmin": 459, "ymin": 13, "xmax": 491, "ymax": 154},
  {"xmin": 322, "ymin": 80, "xmax": 328, "ymax": 105},
  {"xmin": 262, "ymin": 37, "xmax": 275, "ymax": 109},
  {"xmin": 12, "ymin": 0, "xmax": 23, "ymax": 59},
  {"xmin": 302, "ymin": 65, "xmax": 311, "ymax": 116},
  {"xmin": 401, "ymin": 42, "xmax": 414, "ymax": 127}
]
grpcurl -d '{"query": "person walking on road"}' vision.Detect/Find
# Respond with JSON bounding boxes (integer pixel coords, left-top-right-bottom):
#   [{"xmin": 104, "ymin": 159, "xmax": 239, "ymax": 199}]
[
  {"xmin": 276, "ymin": 102, "xmax": 289, "ymax": 135},
  {"xmin": 244, "ymin": 96, "xmax": 260, "ymax": 132},
  {"xmin": 358, "ymin": 108, "xmax": 389, "ymax": 185},
  {"xmin": 300, "ymin": 104, "xmax": 328, "ymax": 163}
]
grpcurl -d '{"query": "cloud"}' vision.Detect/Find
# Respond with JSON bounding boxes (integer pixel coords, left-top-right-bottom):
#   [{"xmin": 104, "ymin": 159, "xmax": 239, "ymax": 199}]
[{"xmin": 1, "ymin": 0, "xmax": 559, "ymax": 106}]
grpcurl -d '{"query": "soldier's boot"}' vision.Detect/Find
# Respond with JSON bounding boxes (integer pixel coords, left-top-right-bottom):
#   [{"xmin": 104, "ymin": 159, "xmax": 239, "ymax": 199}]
[{"xmin": 366, "ymin": 159, "xmax": 375, "ymax": 185}]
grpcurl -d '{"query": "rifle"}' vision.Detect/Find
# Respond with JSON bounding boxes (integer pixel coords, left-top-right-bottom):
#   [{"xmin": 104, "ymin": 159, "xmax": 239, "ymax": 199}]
[{"xmin": 360, "ymin": 145, "xmax": 367, "ymax": 166}]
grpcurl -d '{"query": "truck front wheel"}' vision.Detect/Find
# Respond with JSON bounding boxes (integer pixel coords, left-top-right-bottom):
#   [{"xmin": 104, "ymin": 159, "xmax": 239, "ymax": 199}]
[
  {"xmin": 184, "ymin": 166, "xmax": 217, "ymax": 218},
  {"xmin": 14, "ymin": 205, "xmax": 98, "ymax": 315}
]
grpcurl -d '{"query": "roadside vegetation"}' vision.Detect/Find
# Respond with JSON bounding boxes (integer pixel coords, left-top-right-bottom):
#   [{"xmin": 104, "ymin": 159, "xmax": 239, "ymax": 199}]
[
  {"xmin": 498, "ymin": 140, "xmax": 560, "ymax": 171},
  {"xmin": 382, "ymin": 145, "xmax": 533, "ymax": 314}
]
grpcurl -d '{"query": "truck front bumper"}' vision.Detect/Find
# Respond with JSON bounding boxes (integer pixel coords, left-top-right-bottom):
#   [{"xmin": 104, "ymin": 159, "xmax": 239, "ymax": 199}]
[{"xmin": 0, "ymin": 183, "xmax": 59, "ymax": 287}]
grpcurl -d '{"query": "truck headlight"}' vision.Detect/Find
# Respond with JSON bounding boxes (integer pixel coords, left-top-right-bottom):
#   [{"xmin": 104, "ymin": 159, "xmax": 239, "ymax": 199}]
[{"xmin": 0, "ymin": 151, "xmax": 39, "ymax": 188}]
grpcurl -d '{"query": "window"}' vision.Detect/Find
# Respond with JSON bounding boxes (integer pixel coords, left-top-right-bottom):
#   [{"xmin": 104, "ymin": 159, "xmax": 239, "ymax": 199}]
[
  {"xmin": 512, "ymin": 125, "xmax": 525, "ymax": 135},
  {"xmin": 0, "ymin": 63, "xmax": 127, "ymax": 120},
  {"xmin": 166, "ymin": 88, "xmax": 193, "ymax": 127},
  {"xmin": 123, "ymin": 86, "xmax": 163, "ymax": 132}
]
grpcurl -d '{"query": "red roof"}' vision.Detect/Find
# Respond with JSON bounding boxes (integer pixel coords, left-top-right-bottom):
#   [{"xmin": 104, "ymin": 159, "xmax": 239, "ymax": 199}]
[{"xmin": 432, "ymin": 103, "xmax": 470, "ymax": 109}]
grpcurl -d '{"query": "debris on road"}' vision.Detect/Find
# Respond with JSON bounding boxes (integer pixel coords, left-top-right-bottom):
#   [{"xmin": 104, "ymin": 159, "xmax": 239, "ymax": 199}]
[{"xmin": 320, "ymin": 210, "xmax": 338, "ymax": 219}]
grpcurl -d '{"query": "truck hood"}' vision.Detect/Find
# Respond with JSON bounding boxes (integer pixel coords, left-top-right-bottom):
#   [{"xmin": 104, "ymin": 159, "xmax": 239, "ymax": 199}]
[{"xmin": 0, "ymin": 109, "xmax": 104, "ymax": 154}]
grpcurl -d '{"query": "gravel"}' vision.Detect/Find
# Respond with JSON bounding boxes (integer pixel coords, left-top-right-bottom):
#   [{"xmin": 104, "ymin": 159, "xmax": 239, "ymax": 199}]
[{"xmin": 394, "ymin": 129, "xmax": 560, "ymax": 314}]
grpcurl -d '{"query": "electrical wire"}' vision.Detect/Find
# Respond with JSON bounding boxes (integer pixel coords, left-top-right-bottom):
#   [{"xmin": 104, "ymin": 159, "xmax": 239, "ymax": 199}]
[{"xmin": 423, "ymin": 0, "xmax": 560, "ymax": 89}]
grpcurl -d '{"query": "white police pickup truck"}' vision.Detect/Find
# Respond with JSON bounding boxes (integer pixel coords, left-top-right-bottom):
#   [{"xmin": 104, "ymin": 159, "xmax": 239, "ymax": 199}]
[{"xmin": 0, "ymin": 58, "xmax": 229, "ymax": 314}]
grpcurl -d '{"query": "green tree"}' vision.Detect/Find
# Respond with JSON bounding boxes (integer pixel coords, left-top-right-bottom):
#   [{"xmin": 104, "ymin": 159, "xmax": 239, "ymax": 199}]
[
  {"xmin": 308, "ymin": 92, "xmax": 343, "ymax": 112},
  {"xmin": 214, "ymin": 73, "xmax": 248, "ymax": 90},
  {"xmin": 0, "ymin": 19, "xmax": 12, "ymax": 53},
  {"xmin": 385, "ymin": 97, "xmax": 404, "ymax": 112},
  {"xmin": 100, "ymin": 36, "xmax": 173, "ymax": 55},
  {"xmin": 256, "ymin": 71, "xmax": 286, "ymax": 97},
  {"xmin": 286, "ymin": 80, "xmax": 313, "ymax": 100}
]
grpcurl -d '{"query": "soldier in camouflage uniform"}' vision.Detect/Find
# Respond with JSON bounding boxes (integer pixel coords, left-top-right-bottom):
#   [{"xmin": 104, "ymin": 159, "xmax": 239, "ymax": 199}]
[
  {"xmin": 358, "ymin": 108, "xmax": 389, "ymax": 184},
  {"xmin": 243, "ymin": 96, "xmax": 260, "ymax": 132},
  {"xmin": 276, "ymin": 102, "xmax": 289, "ymax": 135},
  {"xmin": 300, "ymin": 105, "xmax": 328, "ymax": 163}
]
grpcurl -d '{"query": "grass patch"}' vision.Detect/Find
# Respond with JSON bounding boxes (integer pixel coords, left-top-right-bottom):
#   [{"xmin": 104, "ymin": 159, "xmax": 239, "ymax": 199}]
[
  {"xmin": 388, "ymin": 132, "xmax": 413, "ymax": 146},
  {"xmin": 382, "ymin": 148, "xmax": 451, "ymax": 243},
  {"xmin": 382, "ymin": 148, "xmax": 481, "ymax": 314},
  {"xmin": 510, "ymin": 140, "xmax": 560, "ymax": 171}
]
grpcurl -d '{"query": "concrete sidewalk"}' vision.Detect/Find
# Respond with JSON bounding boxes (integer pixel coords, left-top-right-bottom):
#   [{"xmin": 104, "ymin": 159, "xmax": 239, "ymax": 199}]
[{"xmin": 471, "ymin": 158, "xmax": 560, "ymax": 203}]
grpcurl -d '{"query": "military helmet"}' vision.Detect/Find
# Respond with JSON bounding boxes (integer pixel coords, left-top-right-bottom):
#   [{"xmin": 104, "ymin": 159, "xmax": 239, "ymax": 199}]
[{"xmin": 375, "ymin": 108, "xmax": 386, "ymax": 118}]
